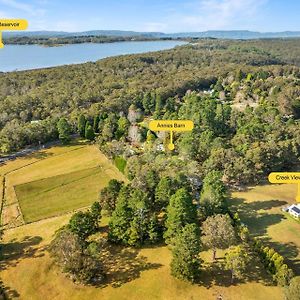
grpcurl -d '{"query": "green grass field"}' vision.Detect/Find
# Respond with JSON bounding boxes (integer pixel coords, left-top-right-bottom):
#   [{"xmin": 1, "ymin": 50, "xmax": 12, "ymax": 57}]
[
  {"xmin": 230, "ymin": 183, "xmax": 300, "ymax": 275},
  {"xmin": 0, "ymin": 141, "xmax": 126, "ymax": 226},
  {"xmin": 15, "ymin": 166, "xmax": 112, "ymax": 222}
]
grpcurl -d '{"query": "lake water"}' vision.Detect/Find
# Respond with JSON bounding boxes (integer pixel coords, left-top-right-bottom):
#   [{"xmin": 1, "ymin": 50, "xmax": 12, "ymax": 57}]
[{"xmin": 0, "ymin": 40, "xmax": 186, "ymax": 72}]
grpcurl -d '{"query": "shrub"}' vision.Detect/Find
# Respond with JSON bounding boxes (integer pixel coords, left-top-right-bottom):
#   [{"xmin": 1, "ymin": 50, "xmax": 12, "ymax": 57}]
[
  {"xmin": 49, "ymin": 228, "xmax": 105, "ymax": 284},
  {"xmin": 275, "ymin": 264, "xmax": 294, "ymax": 287}
]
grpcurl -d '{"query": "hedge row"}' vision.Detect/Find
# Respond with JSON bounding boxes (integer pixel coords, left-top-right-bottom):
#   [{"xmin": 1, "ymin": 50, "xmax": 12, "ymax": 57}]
[
  {"xmin": 231, "ymin": 212, "xmax": 294, "ymax": 286},
  {"xmin": 252, "ymin": 239, "xmax": 294, "ymax": 286}
]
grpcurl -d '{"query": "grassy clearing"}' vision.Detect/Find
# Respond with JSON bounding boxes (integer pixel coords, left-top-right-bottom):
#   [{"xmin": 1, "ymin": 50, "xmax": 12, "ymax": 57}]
[
  {"xmin": 0, "ymin": 215, "xmax": 283, "ymax": 300},
  {"xmin": 230, "ymin": 183, "xmax": 300, "ymax": 275},
  {"xmin": 5, "ymin": 144, "xmax": 104, "ymax": 187},
  {"xmin": 15, "ymin": 166, "xmax": 114, "ymax": 223},
  {"xmin": 1, "ymin": 142, "xmax": 87, "ymax": 215},
  {"xmin": 0, "ymin": 141, "xmax": 126, "ymax": 227},
  {"xmin": 0, "ymin": 142, "xmax": 85, "ymax": 177}
]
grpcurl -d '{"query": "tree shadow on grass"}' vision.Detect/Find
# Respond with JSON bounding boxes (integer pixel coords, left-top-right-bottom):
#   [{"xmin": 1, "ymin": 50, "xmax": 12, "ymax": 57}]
[
  {"xmin": 261, "ymin": 238, "xmax": 300, "ymax": 276},
  {"xmin": 230, "ymin": 197, "xmax": 287, "ymax": 212},
  {"xmin": 198, "ymin": 246, "xmax": 275, "ymax": 288},
  {"xmin": 248, "ymin": 199, "xmax": 288, "ymax": 211},
  {"xmin": 0, "ymin": 235, "xmax": 43, "ymax": 270},
  {"xmin": 0, "ymin": 280, "xmax": 20, "ymax": 299},
  {"xmin": 229, "ymin": 197, "xmax": 286, "ymax": 236},
  {"xmin": 27, "ymin": 151, "xmax": 54, "ymax": 160},
  {"xmin": 230, "ymin": 196, "xmax": 300, "ymax": 275},
  {"xmin": 98, "ymin": 243, "xmax": 162, "ymax": 288}
]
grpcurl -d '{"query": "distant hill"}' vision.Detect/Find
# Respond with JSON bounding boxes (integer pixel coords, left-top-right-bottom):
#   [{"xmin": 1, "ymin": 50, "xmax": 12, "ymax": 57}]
[
  {"xmin": 3, "ymin": 30, "xmax": 300, "ymax": 39},
  {"xmin": 168, "ymin": 30, "xmax": 300, "ymax": 39},
  {"xmin": 3, "ymin": 30, "xmax": 165, "ymax": 38}
]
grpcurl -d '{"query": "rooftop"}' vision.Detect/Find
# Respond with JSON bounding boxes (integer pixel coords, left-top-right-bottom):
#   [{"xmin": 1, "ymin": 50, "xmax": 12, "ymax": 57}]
[{"xmin": 290, "ymin": 206, "xmax": 300, "ymax": 214}]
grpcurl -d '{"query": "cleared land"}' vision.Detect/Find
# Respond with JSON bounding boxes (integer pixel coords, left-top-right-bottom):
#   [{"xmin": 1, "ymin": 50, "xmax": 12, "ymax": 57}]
[
  {"xmin": 0, "ymin": 141, "xmax": 125, "ymax": 226},
  {"xmin": 0, "ymin": 182, "xmax": 287, "ymax": 300},
  {"xmin": 0, "ymin": 214, "xmax": 283, "ymax": 300},
  {"xmin": 230, "ymin": 183, "xmax": 300, "ymax": 275},
  {"xmin": 15, "ymin": 166, "xmax": 111, "ymax": 222}
]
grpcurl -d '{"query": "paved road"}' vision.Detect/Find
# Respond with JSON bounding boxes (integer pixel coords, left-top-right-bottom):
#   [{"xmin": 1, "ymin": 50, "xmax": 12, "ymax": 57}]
[
  {"xmin": 0, "ymin": 141, "xmax": 58, "ymax": 164},
  {"xmin": 0, "ymin": 134, "xmax": 79, "ymax": 164}
]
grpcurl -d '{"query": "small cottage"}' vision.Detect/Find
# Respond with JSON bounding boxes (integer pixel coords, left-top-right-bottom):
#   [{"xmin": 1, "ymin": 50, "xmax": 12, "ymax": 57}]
[{"xmin": 287, "ymin": 204, "xmax": 300, "ymax": 218}]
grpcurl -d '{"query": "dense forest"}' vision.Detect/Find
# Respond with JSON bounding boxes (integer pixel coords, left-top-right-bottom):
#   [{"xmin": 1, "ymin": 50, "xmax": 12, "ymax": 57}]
[
  {"xmin": 0, "ymin": 39, "xmax": 300, "ymax": 184},
  {"xmin": 1, "ymin": 39, "xmax": 300, "ymax": 185},
  {"xmin": 3, "ymin": 35, "xmax": 178, "ymax": 46}
]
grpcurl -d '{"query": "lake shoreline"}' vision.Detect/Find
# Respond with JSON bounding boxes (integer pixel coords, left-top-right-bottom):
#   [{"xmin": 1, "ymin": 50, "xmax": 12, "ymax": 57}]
[{"xmin": 0, "ymin": 40, "xmax": 187, "ymax": 73}]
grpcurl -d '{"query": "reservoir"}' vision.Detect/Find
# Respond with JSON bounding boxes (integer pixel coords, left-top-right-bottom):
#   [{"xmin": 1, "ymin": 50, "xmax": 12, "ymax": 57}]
[{"xmin": 0, "ymin": 40, "xmax": 187, "ymax": 72}]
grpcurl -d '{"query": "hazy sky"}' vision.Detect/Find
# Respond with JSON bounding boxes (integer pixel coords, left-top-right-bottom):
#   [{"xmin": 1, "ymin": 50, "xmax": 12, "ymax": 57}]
[{"xmin": 0, "ymin": 0, "xmax": 299, "ymax": 32}]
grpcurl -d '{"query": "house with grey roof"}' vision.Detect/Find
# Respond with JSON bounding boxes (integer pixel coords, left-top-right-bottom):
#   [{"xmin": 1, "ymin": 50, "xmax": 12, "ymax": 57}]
[{"xmin": 287, "ymin": 204, "xmax": 300, "ymax": 218}]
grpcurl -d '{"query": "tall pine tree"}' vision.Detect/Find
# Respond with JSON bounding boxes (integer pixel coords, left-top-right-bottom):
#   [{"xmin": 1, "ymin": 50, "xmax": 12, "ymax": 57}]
[
  {"xmin": 200, "ymin": 171, "xmax": 228, "ymax": 217},
  {"xmin": 155, "ymin": 176, "xmax": 174, "ymax": 209},
  {"xmin": 164, "ymin": 188, "xmax": 197, "ymax": 244},
  {"xmin": 85, "ymin": 122, "xmax": 95, "ymax": 141},
  {"xmin": 78, "ymin": 114, "xmax": 86, "ymax": 137},
  {"xmin": 93, "ymin": 115, "xmax": 100, "ymax": 133},
  {"xmin": 108, "ymin": 186, "xmax": 132, "ymax": 244},
  {"xmin": 57, "ymin": 118, "xmax": 71, "ymax": 144},
  {"xmin": 171, "ymin": 224, "xmax": 201, "ymax": 282}
]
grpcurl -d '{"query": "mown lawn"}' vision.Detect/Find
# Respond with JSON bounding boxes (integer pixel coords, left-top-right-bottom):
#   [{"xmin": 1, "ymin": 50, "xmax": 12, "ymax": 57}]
[
  {"xmin": 0, "ymin": 141, "xmax": 85, "ymax": 177},
  {"xmin": 15, "ymin": 166, "xmax": 113, "ymax": 222},
  {"xmin": 0, "ymin": 142, "xmax": 126, "ymax": 226},
  {"xmin": 230, "ymin": 183, "xmax": 300, "ymax": 275}
]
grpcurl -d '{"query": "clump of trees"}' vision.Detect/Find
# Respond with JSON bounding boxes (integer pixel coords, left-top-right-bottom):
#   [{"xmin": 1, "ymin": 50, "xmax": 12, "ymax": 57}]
[
  {"xmin": 200, "ymin": 171, "xmax": 228, "ymax": 217},
  {"xmin": 49, "ymin": 228, "xmax": 104, "ymax": 284},
  {"xmin": 108, "ymin": 185, "xmax": 161, "ymax": 247},
  {"xmin": 49, "ymin": 202, "xmax": 104, "ymax": 284},
  {"xmin": 100, "ymin": 179, "xmax": 123, "ymax": 215},
  {"xmin": 69, "ymin": 202, "xmax": 102, "ymax": 241},
  {"xmin": 77, "ymin": 114, "xmax": 96, "ymax": 141},
  {"xmin": 155, "ymin": 176, "xmax": 175, "ymax": 209},
  {"xmin": 164, "ymin": 188, "xmax": 197, "ymax": 244},
  {"xmin": 57, "ymin": 118, "xmax": 71, "ymax": 144},
  {"xmin": 0, "ymin": 118, "xmax": 58, "ymax": 153}
]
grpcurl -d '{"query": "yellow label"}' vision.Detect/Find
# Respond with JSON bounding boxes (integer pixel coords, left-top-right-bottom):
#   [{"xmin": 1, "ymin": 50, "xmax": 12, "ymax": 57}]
[
  {"xmin": 149, "ymin": 120, "xmax": 194, "ymax": 132},
  {"xmin": 268, "ymin": 172, "xmax": 300, "ymax": 184},
  {"xmin": 0, "ymin": 19, "xmax": 28, "ymax": 30}
]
